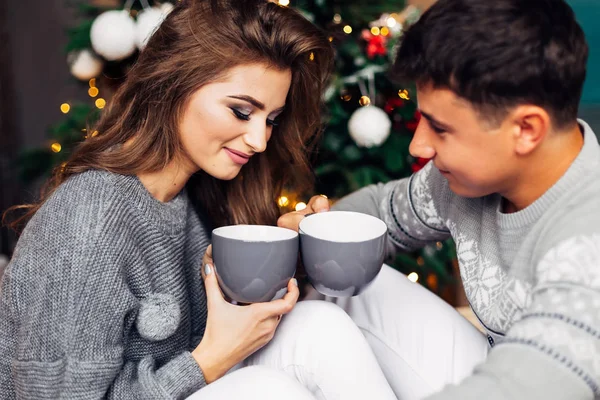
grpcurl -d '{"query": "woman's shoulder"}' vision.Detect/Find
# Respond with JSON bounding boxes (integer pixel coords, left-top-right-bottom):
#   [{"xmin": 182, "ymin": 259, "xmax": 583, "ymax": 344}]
[
  {"xmin": 23, "ymin": 170, "xmax": 124, "ymax": 241},
  {"xmin": 9, "ymin": 171, "xmax": 132, "ymax": 293}
]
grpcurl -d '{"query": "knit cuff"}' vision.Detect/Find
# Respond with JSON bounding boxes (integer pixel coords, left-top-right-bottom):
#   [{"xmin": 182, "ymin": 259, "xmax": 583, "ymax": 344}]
[{"xmin": 156, "ymin": 352, "xmax": 207, "ymax": 398}]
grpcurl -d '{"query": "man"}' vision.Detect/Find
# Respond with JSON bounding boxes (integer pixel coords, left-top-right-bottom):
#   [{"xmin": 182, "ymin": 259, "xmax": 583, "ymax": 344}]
[{"xmin": 279, "ymin": 0, "xmax": 599, "ymax": 398}]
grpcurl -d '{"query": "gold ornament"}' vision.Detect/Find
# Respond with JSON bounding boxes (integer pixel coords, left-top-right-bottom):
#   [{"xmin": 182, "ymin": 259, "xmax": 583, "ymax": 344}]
[{"xmin": 359, "ymin": 96, "xmax": 371, "ymax": 106}]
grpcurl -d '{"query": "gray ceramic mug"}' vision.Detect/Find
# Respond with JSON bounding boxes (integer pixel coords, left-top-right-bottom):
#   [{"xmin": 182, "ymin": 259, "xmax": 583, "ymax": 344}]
[
  {"xmin": 299, "ymin": 211, "xmax": 387, "ymax": 297},
  {"xmin": 211, "ymin": 225, "xmax": 298, "ymax": 304}
]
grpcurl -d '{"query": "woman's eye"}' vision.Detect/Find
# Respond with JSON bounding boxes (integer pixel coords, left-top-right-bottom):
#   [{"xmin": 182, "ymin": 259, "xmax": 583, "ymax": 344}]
[
  {"xmin": 231, "ymin": 108, "xmax": 250, "ymax": 121},
  {"xmin": 267, "ymin": 118, "xmax": 280, "ymax": 127}
]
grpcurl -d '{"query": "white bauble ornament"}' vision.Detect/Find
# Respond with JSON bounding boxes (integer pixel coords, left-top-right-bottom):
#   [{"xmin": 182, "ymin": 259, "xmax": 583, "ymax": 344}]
[
  {"xmin": 160, "ymin": 2, "xmax": 174, "ymax": 14},
  {"xmin": 68, "ymin": 49, "xmax": 104, "ymax": 81},
  {"xmin": 348, "ymin": 105, "xmax": 391, "ymax": 148},
  {"xmin": 136, "ymin": 7, "xmax": 168, "ymax": 50},
  {"xmin": 90, "ymin": 10, "xmax": 137, "ymax": 61}
]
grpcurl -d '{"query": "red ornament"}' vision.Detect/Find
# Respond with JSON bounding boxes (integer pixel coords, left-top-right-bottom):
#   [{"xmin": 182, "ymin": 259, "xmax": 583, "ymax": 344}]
[
  {"xmin": 366, "ymin": 35, "xmax": 387, "ymax": 58},
  {"xmin": 384, "ymin": 97, "xmax": 405, "ymax": 113},
  {"xmin": 405, "ymin": 110, "xmax": 421, "ymax": 132},
  {"xmin": 411, "ymin": 157, "xmax": 430, "ymax": 173}
]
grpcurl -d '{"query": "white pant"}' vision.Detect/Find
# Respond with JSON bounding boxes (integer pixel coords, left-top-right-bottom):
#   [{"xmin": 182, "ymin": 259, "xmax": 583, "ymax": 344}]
[{"xmin": 187, "ymin": 265, "xmax": 489, "ymax": 400}]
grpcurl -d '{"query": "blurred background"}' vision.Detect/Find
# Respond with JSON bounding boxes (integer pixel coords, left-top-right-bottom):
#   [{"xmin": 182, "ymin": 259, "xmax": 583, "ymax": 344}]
[{"xmin": 1, "ymin": 0, "xmax": 598, "ymax": 306}]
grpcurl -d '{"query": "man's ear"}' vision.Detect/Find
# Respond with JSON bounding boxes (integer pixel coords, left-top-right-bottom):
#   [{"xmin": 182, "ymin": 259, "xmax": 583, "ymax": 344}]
[{"xmin": 509, "ymin": 105, "xmax": 551, "ymax": 156}]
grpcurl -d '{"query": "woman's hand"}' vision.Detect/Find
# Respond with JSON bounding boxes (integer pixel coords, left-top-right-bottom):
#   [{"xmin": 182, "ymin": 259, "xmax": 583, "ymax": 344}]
[
  {"xmin": 277, "ymin": 195, "xmax": 330, "ymax": 232},
  {"xmin": 192, "ymin": 245, "xmax": 299, "ymax": 383}
]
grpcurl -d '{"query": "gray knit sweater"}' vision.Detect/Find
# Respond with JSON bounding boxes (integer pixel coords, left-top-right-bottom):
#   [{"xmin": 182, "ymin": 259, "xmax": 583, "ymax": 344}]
[
  {"xmin": 333, "ymin": 119, "xmax": 600, "ymax": 399},
  {"xmin": 0, "ymin": 170, "xmax": 210, "ymax": 399}
]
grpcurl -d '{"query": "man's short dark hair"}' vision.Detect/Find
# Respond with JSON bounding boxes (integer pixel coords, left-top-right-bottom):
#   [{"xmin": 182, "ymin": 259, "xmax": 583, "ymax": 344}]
[{"xmin": 393, "ymin": 0, "xmax": 588, "ymax": 129}]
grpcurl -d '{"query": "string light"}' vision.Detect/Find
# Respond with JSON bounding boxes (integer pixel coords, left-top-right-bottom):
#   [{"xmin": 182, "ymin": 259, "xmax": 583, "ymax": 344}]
[
  {"xmin": 309, "ymin": 52, "xmax": 315, "ymax": 61},
  {"xmin": 60, "ymin": 103, "xmax": 70, "ymax": 114},
  {"xmin": 417, "ymin": 257, "xmax": 425, "ymax": 266},
  {"xmin": 89, "ymin": 78, "xmax": 96, "ymax": 88},
  {"xmin": 343, "ymin": 25, "xmax": 352, "ymax": 34},
  {"xmin": 319, "ymin": 194, "xmax": 328, "ymax": 199},
  {"xmin": 92, "ymin": 130, "xmax": 99, "ymax": 137},
  {"xmin": 370, "ymin": 27, "xmax": 380, "ymax": 36},
  {"xmin": 333, "ymin": 13, "xmax": 342, "ymax": 24},
  {"xmin": 88, "ymin": 87, "xmax": 99, "ymax": 97},
  {"xmin": 408, "ymin": 272, "xmax": 419, "ymax": 283},
  {"xmin": 278, "ymin": 0, "xmax": 289, "ymax": 6},
  {"xmin": 398, "ymin": 89, "xmax": 410, "ymax": 100},
  {"xmin": 278, "ymin": 196, "xmax": 290, "ymax": 207},
  {"xmin": 295, "ymin": 202, "xmax": 307, "ymax": 211},
  {"xmin": 51, "ymin": 142, "xmax": 62, "ymax": 153},
  {"xmin": 381, "ymin": 27, "xmax": 390, "ymax": 36},
  {"xmin": 328, "ymin": 36, "xmax": 334, "ymax": 42},
  {"xmin": 95, "ymin": 98, "xmax": 106, "ymax": 109},
  {"xmin": 436, "ymin": 242, "xmax": 443, "ymax": 250},
  {"xmin": 341, "ymin": 93, "xmax": 352, "ymax": 102},
  {"xmin": 387, "ymin": 17, "xmax": 397, "ymax": 27},
  {"xmin": 426, "ymin": 274, "xmax": 438, "ymax": 289},
  {"xmin": 359, "ymin": 96, "xmax": 371, "ymax": 106}
]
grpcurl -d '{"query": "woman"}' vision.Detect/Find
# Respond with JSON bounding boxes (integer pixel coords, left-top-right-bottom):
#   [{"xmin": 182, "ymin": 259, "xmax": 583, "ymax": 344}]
[{"xmin": 0, "ymin": 0, "xmax": 396, "ymax": 399}]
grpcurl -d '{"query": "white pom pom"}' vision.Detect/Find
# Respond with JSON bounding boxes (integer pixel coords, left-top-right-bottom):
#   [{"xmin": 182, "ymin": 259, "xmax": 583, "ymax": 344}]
[
  {"xmin": 68, "ymin": 49, "xmax": 104, "ymax": 81},
  {"xmin": 136, "ymin": 293, "xmax": 181, "ymax": 341},
  {"xmin": 348, "ymin": 105, "xmax": 391, "ymax": 148},
  {"xmin": 90, "ymin": 10, "xmax": 137, "ymax": 61},
  {"xmin": 136, "ymin": 7, "xmax": 167, "ymax": 50}
]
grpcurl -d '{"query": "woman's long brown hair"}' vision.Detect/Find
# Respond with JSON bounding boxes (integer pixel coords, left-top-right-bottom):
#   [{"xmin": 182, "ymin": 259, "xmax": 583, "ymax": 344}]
[{"xmin": 5, "ymin": 0, "xmax": 334, "ymax": 231}]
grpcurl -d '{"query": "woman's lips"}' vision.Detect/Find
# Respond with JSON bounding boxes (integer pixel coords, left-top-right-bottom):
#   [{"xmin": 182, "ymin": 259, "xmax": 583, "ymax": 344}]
[{"xmin": 224, "ymin": 148, "xmax": 251, "ymax": 165}]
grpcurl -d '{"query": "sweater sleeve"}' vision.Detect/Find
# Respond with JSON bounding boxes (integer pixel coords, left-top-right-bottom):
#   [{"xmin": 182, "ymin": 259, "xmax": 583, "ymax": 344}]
[
  {"xmin": 0, "ymin": 263, "xmax": 18, "ymax": 399},
  {"xmin": 425, "ymin": 234, "xmax": 600, "ymax": 400},
  {"xmin": 1, "ymin": 211, "xmax": 206, "ymax": 399},
  {"xmin": 332, "ymin": 161, "xmax": 451, "ymax": 256}
]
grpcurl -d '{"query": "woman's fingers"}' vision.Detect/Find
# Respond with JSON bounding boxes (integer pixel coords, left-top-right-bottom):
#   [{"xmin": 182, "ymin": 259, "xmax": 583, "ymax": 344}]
[
  {"xmin": 202, "ymin": 264, "xmax": 226, "ymax": 307},
  {"xmin": 257, "ymin": 278, "xmax": 299, "ymax": 318}
]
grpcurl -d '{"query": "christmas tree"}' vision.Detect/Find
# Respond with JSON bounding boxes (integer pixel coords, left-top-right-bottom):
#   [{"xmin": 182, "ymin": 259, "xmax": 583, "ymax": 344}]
[{"xmin": 16, "ymin": 0, "xmax": 459, "ymax": 300}]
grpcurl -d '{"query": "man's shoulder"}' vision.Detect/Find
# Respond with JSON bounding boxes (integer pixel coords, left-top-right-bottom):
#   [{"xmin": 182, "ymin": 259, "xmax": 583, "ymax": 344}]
[{"xmin": 535, "ymin": 175, "xmax": 600, "ymax": 260}]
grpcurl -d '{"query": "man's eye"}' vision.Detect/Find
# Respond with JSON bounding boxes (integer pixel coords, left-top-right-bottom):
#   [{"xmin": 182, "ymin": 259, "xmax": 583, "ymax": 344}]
[
  {"xmin": 231, "ymin": 108, "xmax": 250, "ymax": 121},
  {"xmin": 431, "ymin": 125, "xmax": 445, "ymax": 134}
]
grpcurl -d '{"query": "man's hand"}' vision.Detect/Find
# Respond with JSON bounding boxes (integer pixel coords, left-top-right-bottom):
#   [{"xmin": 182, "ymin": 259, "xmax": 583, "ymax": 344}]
[{"xmin": 277, "ymin": 195, "xmax": 330, "ymax": 232}]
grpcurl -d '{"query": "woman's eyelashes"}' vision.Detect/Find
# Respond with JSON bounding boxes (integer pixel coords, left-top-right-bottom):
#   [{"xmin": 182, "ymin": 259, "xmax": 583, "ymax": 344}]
[{"xmin": 230, "ymin": 107, "xmax": 280, "ymax": 127}]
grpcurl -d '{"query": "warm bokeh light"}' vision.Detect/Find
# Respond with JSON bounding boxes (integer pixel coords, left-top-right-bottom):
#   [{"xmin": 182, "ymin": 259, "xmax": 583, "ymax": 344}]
[
  {"xmin": 278, "ymin": 196, "xmax": 290, "ymax": 207},
  {"xmin": 51, "ymin": 143, "xmax": 62, "ymax": 153},
  {"xmin": 295, "ymin": 202, "xmax": 307, "ymax": 211},
  {"xmin": 95, "ymin": 98, "xmax": 106, "ymax": 109}
]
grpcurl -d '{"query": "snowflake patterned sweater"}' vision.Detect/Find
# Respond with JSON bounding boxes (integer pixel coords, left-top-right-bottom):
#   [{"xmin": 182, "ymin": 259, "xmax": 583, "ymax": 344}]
[{"xmin": 333, "ymin": 120, "xmax": 600, "ymax": 400}]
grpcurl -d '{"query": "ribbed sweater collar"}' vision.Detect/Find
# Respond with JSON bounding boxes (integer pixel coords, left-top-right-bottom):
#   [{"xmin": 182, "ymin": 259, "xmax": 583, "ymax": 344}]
[{"xmin": 104, "ymin": 172, "xmax": 189, "ymax": 236}]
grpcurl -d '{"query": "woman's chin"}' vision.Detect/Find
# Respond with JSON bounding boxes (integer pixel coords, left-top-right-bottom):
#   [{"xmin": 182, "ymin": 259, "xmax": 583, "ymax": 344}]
[{"xmin": 211, "ymin": 167, "xmax": 242, "ymax": 181}]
